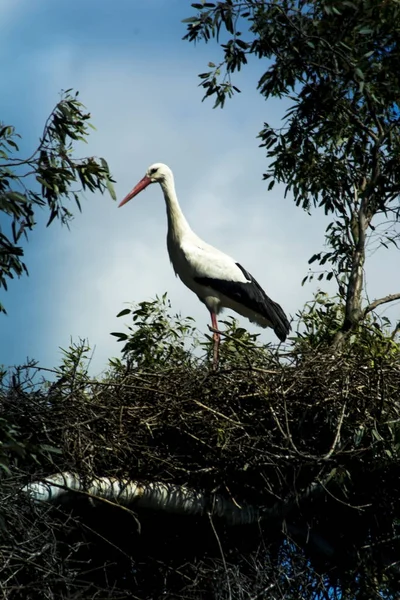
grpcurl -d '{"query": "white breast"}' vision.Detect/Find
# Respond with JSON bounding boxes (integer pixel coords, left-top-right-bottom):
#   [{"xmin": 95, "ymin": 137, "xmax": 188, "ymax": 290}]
[{"xmin": 167, "ymin": 231, "xmax": 248, "ymax": 303}]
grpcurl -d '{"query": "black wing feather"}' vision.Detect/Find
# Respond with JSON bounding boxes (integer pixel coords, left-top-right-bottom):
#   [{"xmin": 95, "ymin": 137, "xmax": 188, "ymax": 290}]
[{"xmin": 195, "ymin": 262, "xmax": 290, "ymax": 342}]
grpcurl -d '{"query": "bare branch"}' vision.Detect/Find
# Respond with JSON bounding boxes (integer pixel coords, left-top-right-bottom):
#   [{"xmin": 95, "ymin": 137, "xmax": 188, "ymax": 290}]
[
  {"xmin": 322, "ymin": 401, "xmax": 347, "ymax": 461},
  {"xmin": 364, "ymin": 293, "xmax": 400, "ymax": 316}
]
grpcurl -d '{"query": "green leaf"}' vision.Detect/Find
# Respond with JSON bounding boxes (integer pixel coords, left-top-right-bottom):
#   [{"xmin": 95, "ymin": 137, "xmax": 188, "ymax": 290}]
[
  {"xmin": 36, "ymin": 176, "xmax": 52, "ymax": 189},
  {"xmin": 40, "ymin": 444, "xmax": 62, "ymax": 455},
  {"xmin": 0, "ymin": 462, "xmax": 11, "ymax": 476},
  {"xmin": 100, "ymin": 158, "xmax": 117, "ymax": 201},
  {"xmin": 100, "ymin": 157, "xmax": 111, "ymax": 173},
  {"xmin": 117, "ymin": 308, "xmax": 131, "ymax": 317},
  {"xmin": 106, "ymin": 178, "xmax": 117, "ymax": 201},
  {"xmin": 354, "ymin": 67, "xmax": 364, "ymax": 80},
  {"xmin": 182, "ymin": 17, "xmax": 201, "ymax": 24},
  {"xmin": 110, "ymin": 332, "xmax": 129, "ymax": 340},
  {"xmin": 358, "ymin": 26, "xmax": 373, "ymax": 35},
  {"xmin": 372, "ymin": 428, "xmax": 383, "ymax": 442},
  {"xmin": 6, "ymin": 139, "xmax": 19, "ymax": 151},
  {"xmin": 6, "ymin": 191, "xmax": 28, "ymax": 203}
]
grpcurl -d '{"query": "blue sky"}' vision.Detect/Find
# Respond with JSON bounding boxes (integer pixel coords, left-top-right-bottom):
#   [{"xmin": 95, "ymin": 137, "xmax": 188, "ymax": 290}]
[{"xmin": 0, "ymin": 0, "xmax": 399, "ymax": 375}]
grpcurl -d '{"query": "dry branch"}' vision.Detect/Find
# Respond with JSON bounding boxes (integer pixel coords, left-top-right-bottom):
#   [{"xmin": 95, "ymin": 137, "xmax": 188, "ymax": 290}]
[{"xmin": 2, "ymin": 344, "xmax": 400, "ymax": 598}]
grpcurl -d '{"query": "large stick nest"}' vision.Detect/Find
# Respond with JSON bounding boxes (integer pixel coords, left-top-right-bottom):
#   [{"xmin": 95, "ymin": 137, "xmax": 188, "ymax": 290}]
[{"xmin": 1, "ymin": 340, "xmax": 400, "ymax": 599}]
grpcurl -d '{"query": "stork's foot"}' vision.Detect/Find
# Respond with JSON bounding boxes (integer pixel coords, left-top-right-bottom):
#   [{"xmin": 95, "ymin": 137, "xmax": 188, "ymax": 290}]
[
  {"xmin": 212, "ymin": 333, "xmax": 220, "ymax": 371},
  {"xmin": 208, "ymin": 315, "xmax": 221, "ymax": 371}
]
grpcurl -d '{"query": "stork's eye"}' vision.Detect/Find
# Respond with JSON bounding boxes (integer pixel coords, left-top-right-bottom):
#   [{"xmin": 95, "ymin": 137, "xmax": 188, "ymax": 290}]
[{"xmin": 149, "ymin": 167, "xmax": 158, "ymax": 175}]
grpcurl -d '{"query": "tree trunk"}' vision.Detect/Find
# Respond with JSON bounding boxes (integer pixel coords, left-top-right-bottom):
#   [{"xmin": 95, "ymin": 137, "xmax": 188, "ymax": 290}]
[{"xmin": 333, "ymin": 198, "xmax": 369, "ymax": 349}]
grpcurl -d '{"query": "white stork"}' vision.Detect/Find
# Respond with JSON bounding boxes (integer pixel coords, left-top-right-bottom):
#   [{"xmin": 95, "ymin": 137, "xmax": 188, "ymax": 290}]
[{"xmin": 119, "ymin": 163, "xmax": 290, "ymax": 369}]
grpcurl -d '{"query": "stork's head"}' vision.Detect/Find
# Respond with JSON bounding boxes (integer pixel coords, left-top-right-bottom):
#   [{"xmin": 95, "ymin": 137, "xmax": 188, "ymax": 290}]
[
  {"xmin": 146, "ymin": 163, "xmax": 172, "ymax": 183},
  {"xmin": 118, "ymin": 163, "xmax": 172, "ymax": 207}
]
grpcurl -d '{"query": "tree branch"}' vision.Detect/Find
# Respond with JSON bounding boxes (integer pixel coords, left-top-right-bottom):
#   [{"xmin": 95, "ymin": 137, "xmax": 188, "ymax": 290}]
[
  {"xmin": 365, "ymin": 88, "xmax": 385, "ymax": 140},
  {"xmin": 364, "ymin": 293, "xmax": 400, "ymax": 317}
]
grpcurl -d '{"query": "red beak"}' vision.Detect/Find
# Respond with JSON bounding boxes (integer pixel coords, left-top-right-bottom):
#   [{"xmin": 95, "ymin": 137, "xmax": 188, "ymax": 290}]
[{"xmin": 118, "ymin": 175, "xmax": 151, "ymax": 207}]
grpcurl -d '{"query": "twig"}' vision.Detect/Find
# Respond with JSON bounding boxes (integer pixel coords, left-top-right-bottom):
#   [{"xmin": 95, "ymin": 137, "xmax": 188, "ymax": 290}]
[
  {"xmin": 207, "ymin": 325, "xmax": 259, "ymax": 353},
  {"xmin": 208, "ymin": 513, "xmax": 232, "ymax": 600},
  {"xmin": 322, "ymin": 402, "xmax": 347, "ymax": 460},
  {"xmin": 191, "ymin": 399, "xmax": 244, "ymax": 427},
  {"xmin": 316, "ymin": 478, "xmax": 371, "ymax": 511}
]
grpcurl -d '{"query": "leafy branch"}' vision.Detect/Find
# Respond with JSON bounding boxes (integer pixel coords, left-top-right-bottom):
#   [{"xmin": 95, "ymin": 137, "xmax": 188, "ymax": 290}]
[{"xmin": 0, "ymin": 89, "xmax": 116, "ymax": 313}]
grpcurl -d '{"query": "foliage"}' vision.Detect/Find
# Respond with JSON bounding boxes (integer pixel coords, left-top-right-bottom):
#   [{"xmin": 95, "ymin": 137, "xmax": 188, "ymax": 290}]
[
  {"xmin": 54, "ymin": 338, "xmax": 92, "ymax": 393},
  {"xmin": 183, "ymin": 0, "xmax": 400, "ymax": 343},
  {"xmin": 1, "ymin": 296, "xmax": 400, "ymax": 598},
  {"xmin": 0, "ymin": 363, "xmax": 63, "ymax": 481},
  {"xmin": 295, "ymin": 290, "xmax": 400, "ymax": 360},
  {"xmin": 110, "ymin": 294, "xmax": 198, "ymax": 368},
  {"xmin": 110, "ymin": 294, "xmax": 276, "ymax": 370},
  {"xmin": 0, "ymin": 416, "xmax": 26, "ymax": 475},
  {"xmin": 208, "ymin": 315, "xmax": 271, "ymax": 368},
  {"xmin": 0, "ymin": 89, "xmax": 116, "ymax": 313}
]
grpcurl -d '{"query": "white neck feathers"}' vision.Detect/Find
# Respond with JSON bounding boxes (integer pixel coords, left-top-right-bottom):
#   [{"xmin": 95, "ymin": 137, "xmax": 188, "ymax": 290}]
[{"xmin": 160, "ymin": 171, "xmax": 192, "ymax": 243}]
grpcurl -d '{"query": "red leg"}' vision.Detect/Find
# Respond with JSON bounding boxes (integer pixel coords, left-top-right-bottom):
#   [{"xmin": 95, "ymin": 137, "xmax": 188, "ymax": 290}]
[{"xmin": 210, "ymin": 312, "xmax": 220, "ymax": 370}]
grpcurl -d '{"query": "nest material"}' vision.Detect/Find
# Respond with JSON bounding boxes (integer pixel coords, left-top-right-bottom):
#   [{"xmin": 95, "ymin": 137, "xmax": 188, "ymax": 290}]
[{"xmin": 2, "ymin": 347, "xmax": 400, "ymax": 598}]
